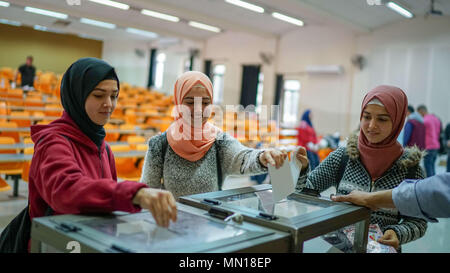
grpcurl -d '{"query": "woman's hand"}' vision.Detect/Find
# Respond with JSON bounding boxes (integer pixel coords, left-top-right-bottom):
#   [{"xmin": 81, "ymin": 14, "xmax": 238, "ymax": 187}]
[
  {"xmin": 132, "ymin": 188, "xmax": 177, "ymax": 228},
  {"xmin": 259, "ymin": 149, "xmax": 288, "ymax": 169},
  {"xmin": 295, "ymin": 146, "xmax": 309, "ymax": 171},
  {"xmin": 378, "ymin": 229, "xmax": 400, "ymax": 249}
]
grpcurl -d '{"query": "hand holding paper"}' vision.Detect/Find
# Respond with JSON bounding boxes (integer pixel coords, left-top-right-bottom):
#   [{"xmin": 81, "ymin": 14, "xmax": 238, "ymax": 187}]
[{"xmin": 269, "ymin": 153, "xmax": 302, "ymax": 203}]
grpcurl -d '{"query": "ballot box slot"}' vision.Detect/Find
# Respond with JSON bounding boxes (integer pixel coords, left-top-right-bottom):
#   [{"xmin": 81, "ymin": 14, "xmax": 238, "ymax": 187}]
[{"xmin": 202, "ymin": 198, "xmax": 222, "ymax": 205}]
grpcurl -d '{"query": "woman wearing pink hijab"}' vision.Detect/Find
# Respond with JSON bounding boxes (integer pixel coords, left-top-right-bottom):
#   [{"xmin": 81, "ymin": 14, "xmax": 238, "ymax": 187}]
[
  {"xmin": 140, "ymin": 71, "xmax": 287, "ymax": 199},
  {"xmin": 295, "ymin": 85, "xmax": 427, "ymax": 252}
]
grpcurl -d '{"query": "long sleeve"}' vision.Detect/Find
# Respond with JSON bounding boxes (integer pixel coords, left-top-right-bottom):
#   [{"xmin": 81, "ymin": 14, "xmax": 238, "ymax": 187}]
[
  {"xmin": 393, "ymin": 173, "xmax": 450, "ymax": 222},
  {"xmin": 32, "ymin": 136, "xmax": 147, "ymax": 215},
  {"xmin": 140, "ymin": 135, "xmax": 164, "ymax": 189},
  {"xmin": 383, "ymin": 166, "xmax": 428, "ymax": 245},
  {"xmin": 296, "ymin": 147, "xmax": 346, "ymax": 193},
  {"xmin": 218, "ymin": 133, "xmax": 267, "ymax": 177}
]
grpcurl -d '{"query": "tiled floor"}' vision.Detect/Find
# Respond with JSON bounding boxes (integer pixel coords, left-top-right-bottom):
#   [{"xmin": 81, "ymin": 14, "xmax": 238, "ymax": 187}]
[{"xmin": 0, "ymin": 156, "xmax": 448, "ymax": 252}]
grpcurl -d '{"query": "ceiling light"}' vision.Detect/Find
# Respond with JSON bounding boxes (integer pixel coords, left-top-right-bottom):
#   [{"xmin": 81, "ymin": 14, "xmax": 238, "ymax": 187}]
[
  {"xmin": 0, "ymin": 1, "xmax": 10, "ymax": 7},
  {"xmin": 126, "ymin": 27, "xmax": 158, "ymax": 38},
  {"xmin": 188, "ymin": 21, "xmax": 221, "ymax": 33},
  {"xmin": 386, "ymin": 2, "xmax": 414, "ymax": 18},
  {"xmin": 271, "ymin": 12, "xmax": 304, "ymax": 26},
  {"xmin": 141, "ymin": 9, "xmax": 179, "ymax": 22},
  {"xmin": 88, "ymin": 0, "xmax": 129, "ymax": 10},
  {"xmin": 224, "ymin": 0, "xmax": 264, "ymax": 13},
  {"xmin": 0, "ymin": 18, "xmax": 21, "ymax": 26},
  {"xmin": 80, "ymin": 18, "xmax": 116, "ymax": 29},
  {"xmin": 24, "ymin": 6, "xmax": 68, "ymax": 19},
  {"xmin": 33, "ymin": 25, "xmax": 47, "ymax": 31}
]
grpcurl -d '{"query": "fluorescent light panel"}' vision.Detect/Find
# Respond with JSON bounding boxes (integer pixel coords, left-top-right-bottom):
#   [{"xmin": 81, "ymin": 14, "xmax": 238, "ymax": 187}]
[
  {"xmin": 80, "ymin": 18, "xmax": 116, "ymax": 29},
  {"xmin": 0, "ymin": 1, "xmax": 10, "ymax": 7},
  {"xmin": 126, "ymin": 27, "xmax": 158, "ymax": 38},
  {"xmin": 0, "ymin": 18, "xmax": 21, "ymax": 26},
  {"xmin": 386, "ymin": 2, "xmax": 413, "ymax": 18},
  {"xmin": 188, "ymin": 21, "xmax": 221, "ymax": 33},
  {"xmin": 24, "ymin": 6, "xmax": 68, "ymax": 19},
  {"xmin": 34, "ymin": 25, "xmax": 47, "ymax": 31},
  {"xmin": 88, "ymin": 0, "xmax": 129, "ymax": 10},
  {"xmin": 225, "ymin": 0, "xmax": 264, "ymax": 13},
  {"xmin": 141, "ymin": 9, "xmax": 179, "ymax": 22},
  {"xmin": 271, "ymin": 12, "xmax": 304, "ymax": 26}
]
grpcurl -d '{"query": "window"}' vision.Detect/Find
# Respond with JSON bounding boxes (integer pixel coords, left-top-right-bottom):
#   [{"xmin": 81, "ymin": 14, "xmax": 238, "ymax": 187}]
[
  {"xmin": 255, "ymin": 72, "xmax": 264, "ymax": 113},
  {"xmin": 212, "ymin": 64, "xmax": 225, "ymax": 104},
  {"xmin": 282, "ymin": 80, "xmax": 300, "ymax": 127},
  {"xmin": 155, "ymin": 53, "xmax": 166, "ymax": 89}
]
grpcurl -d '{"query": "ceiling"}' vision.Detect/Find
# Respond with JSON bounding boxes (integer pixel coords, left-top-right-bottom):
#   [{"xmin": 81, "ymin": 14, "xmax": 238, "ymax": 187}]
[{"xmin": 0, "ymin": 0, "xmax": 449, "ymax": 43}]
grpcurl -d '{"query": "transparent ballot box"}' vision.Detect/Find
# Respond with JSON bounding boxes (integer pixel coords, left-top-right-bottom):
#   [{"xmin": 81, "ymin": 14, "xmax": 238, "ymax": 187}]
[
  {"xmin": 179, "ymin": 184, "xmax": 371, "ymax": 253},
  {"xmin": 30, "ymin": 203, "xmax": 290, "ymax": 253}
]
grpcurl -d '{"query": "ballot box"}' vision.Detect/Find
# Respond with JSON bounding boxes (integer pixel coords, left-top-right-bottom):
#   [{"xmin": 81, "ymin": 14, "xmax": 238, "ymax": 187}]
[
  {"xmin": 179, "ymin": 184, "xmax": 371, "ymax": 253},
  {"xmin": 30, "ymin": 203, "xmax": 291, "ymax": 253}
]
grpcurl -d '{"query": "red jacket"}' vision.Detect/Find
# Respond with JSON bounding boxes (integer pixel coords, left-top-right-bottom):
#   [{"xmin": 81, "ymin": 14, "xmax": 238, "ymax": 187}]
[
  {"xmin": 296, "ymin": 120, "xmax": 318, "ymax": 150},
  {"xmin": 28, "ymin": 112, "xmax": 147, "ymax": 221}
]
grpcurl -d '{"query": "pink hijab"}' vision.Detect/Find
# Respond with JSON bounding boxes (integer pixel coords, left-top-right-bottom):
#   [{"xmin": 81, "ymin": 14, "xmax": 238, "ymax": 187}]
[
  {"xmin": 166, "ymin": 71, "xmax": 221, "ymax": 162},
  {"xmin": 358, "ymin": 85, "xmax": 408, "ymax": 180}
]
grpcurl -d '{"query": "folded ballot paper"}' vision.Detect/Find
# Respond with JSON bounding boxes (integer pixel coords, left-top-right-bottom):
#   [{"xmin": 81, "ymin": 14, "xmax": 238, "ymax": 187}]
[{"xmin": 268, "ymin": 155, "xmax": 301, "ymax": 203}]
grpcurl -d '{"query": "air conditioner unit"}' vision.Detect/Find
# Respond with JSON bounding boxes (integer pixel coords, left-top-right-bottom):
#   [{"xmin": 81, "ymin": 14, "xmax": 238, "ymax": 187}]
[{"xmin": 305, "ymin": 65, "xmax": 344, "ymax": 75}]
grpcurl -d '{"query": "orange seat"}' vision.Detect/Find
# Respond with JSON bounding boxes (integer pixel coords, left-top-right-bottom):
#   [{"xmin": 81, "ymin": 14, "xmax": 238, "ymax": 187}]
[
  {"xmin": 118, "ymin": 124, "xmax": 138, "ymax": 141},
  {"xmin": 110, "ymin": 145, "xmax": 140, "ymax": 180},
  {"xmin": 0, "ymin": 121, "xmax": 20, "ymax": 142},
  {"xmin": 0, "ymin": 137, "xmax": 23, "ymax": 192},
  {"xmin": 127, "ymin": 136, "xmax": 146, "ymax": 150},
  {"xmin": 104, "ymin": 123, "xmax": 119, "ymax": 142},
  {"xmin": 21, "ymin": 147, "xmax": 34, "ymax": 182},
  {"xmin": 9, "ymin": 111, "xmax": 31, "ymax": 128}
]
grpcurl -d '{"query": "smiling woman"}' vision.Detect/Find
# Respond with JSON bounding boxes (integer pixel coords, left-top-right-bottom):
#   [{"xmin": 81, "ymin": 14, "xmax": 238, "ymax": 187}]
[{"xmin": 295, "ymin": 85, "xmax": 428, "ymax": 252}]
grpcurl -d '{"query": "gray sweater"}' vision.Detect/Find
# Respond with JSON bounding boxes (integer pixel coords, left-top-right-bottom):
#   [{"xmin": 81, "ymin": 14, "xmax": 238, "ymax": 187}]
[{"xmin": 140, "ymin": 132, "xmax": 267, "ymax": 199}]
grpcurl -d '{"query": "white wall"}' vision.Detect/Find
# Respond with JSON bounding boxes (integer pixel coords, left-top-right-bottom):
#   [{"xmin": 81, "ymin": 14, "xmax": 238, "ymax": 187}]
[
  {"xmin": 102, "ymin": 15, "xmax": 450, "ymax": 136},
  {"xmin": 203, "ymin": 31, "xmax": 277, "ymax": 108},
  {"xmin": 276, "ymin": 25, "xmax": 357, "ymax": 136},
  {"xmin": 352, "ymin": 16, "xmax": 450, "ymax": 130},
  {"xmin": 102, "ymin": 40, "xmax": 151, "ymax": 87},
  {"xmin": 102, "ymin": 38, "xmax": 203, "ymax": 93}
]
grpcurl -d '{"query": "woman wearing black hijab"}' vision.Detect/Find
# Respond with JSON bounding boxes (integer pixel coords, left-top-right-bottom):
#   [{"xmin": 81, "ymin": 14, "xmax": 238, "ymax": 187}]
[{"xmin": 28, "ymin": 58, "xmax": 177, "ymax": 232}]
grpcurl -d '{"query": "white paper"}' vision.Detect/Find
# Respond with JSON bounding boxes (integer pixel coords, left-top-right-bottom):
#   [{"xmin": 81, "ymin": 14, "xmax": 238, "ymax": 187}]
[{"xmin": 268, "ymin": 156, "xmax": 302, "ymax": 203}]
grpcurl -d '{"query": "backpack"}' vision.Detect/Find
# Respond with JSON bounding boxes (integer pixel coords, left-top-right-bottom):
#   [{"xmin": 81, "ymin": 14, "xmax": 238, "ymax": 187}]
[
  {"xmin": 0, "ymin": 137, "xmax": 112, "ymax": 253},
  {"xmin": 160, "ymin": 132, "xmax": 223, "ymax": 190}
]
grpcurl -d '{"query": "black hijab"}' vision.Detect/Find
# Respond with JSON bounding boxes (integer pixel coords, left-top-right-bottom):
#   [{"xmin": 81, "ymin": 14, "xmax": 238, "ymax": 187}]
[{"xmin": 60, "ymin": 57, "xmax": 119, "ymax": 147}]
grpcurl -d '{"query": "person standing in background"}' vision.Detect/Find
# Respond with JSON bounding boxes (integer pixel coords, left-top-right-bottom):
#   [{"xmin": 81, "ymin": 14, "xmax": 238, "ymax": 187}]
[
  {"xmin": 417, "ymin": 105, "xmax": 442, "ymax": 177},
  {"xmin": 14, "ymin": 56, "xmax": 36, "ymax": 90},
  {"xmin": 297, "ymin": 109, "xmax": 320, "ymax": 170},
  {"xmin": 445, "ymin": 122, "xmax": 450, "ymax": 172},
  {"xmin": 403, "ymin": 105, "xmax": 426, "ymax": 150}
]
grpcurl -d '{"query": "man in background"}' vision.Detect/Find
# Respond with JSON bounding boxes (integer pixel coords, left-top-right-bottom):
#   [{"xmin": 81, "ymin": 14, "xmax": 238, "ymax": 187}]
[
  {"xmin": 14, "ymin": 56, "xmax": 36, "ymax": 90},
  {"xmin": 445, "ymin": 122, "xmax": 450, "ymax": 172},
  {"xmin": 417, "ymin": 105, "xmax": 441, "ymax": 177},
  {"xmin": 403, "ymin": 105, "xmax": 425, "ymax": 150}
]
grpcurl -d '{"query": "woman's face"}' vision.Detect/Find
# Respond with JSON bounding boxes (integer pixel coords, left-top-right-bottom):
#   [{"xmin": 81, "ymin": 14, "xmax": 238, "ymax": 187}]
[
  {"xmin": 361, "ymin": 104, "xmax": 393, "ymax": 144},
  {"xmin": 85, "ymin": 79, "xmax": 118, "ymax": 126},
  {"xmin": 181, "ymin": 84, "xmax": 212, "ymax": 125}
]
